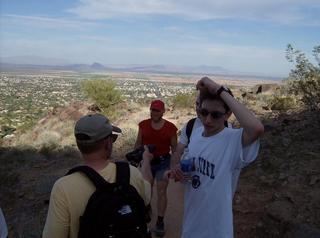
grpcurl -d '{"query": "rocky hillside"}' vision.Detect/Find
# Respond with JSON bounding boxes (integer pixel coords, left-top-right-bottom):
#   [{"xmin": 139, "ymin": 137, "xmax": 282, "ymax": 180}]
[
  {"xmin": 0, "ymin": 95, "xmax": 319, "ymax": 237},
  {"xmin": 234, "ymin": 109, "xmax": 320, "ymax": 237}
]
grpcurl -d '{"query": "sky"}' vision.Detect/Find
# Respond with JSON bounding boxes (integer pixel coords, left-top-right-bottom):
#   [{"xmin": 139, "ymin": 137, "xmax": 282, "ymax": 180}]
[{"xmin": 0, "ymin": 0, "xmax": 319, "ymax": 77}]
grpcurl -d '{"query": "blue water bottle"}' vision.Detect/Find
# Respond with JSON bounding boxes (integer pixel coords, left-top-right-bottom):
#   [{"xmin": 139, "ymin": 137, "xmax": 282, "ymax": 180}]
[{"xmin": 180, "ymin": 149, "xmax": 193, "ymax": 183}]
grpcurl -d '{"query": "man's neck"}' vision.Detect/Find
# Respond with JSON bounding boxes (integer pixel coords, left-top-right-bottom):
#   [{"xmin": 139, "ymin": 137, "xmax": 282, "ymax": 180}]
[
  {"xmin": 151, "ymin": 118, "xmax": 165, "ymax": 130},
  {"xmin": 82, "ymin": 153, "xmax": 110, "ymax": 171},
  {"xmin": 203, "ymin": 126, "xmax": 225, "ymax": 137}
]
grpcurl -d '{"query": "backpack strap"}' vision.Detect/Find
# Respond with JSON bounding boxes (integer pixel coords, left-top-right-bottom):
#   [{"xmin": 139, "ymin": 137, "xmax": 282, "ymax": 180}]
[
  {"xmin": 186, "ymin": 117, "xmax": 197, "ymax": 145},
  {"xmin": 66, "ymin": 166, "xmax": 109, "ymax": 190},
  {"xmin": 115, "ymin": 161, "xmax": 130, "ymax": 186}
]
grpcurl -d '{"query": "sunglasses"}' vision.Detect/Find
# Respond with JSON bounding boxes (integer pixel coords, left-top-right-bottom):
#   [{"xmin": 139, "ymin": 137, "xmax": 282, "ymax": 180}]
[{"xmin": 199, "ymin": 108, "xmax": 226, "ymax": 119}]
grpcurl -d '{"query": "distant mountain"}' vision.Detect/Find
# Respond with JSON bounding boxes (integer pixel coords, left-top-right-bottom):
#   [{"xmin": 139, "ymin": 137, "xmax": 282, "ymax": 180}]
[
  {"xmin": 0, "ymin": 61, "xmax": 229, "ymax": 75},
  {"xmin": 115, "ymin": 64, "xmax": 230, "ymax": 75},
  {"xmin": 88, "ymin": 64, "xmax": 230, "ymax": 75},
  {"xmin": 91, "ymin": 62, "xmax": 106, "ymax": 70},
  {"xmin": 0, "ymin": 56, "xmax": 282, "ymax": 78},
  {"xmin": 64, "ymin": 63, "xmax": 107, "ymax": 71}
]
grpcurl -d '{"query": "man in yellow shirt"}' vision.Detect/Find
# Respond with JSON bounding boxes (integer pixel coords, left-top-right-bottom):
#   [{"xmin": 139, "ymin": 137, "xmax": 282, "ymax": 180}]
[{"xmin": 43, "ymin": 114, "xmax": 153, "ymax": 238}]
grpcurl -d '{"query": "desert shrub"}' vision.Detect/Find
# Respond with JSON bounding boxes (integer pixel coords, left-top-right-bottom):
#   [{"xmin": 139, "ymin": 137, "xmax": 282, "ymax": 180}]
[
  {"xmin": 117, "ymin": 127, "xmax": 137, "ymax": 151},
  {"xmin": 171, "ymin": 91, "xmax": 197, "ymax": 108},
  {"xmin": 81, "ymin": 79, "xmax": 123, "ymax": 118},
  {"xmin": 286, "ymin": 44, "xmax": 320, "ymax": 110},
  {"xmin": 0, "ymin": 126, "xmax": 16, "ymax": 138},
  {"xmin": 36, "ymin": 131, "xmax": 61, "ymax": 154},
  {"xmin": 268, "ymin": 96, "xmax": 297, "ymax": 110}
]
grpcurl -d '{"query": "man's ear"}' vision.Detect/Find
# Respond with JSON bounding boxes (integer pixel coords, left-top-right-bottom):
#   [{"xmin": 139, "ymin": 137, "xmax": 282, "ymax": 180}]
[{"xmin": 104, "ymin": 137, "xmax": 111, "ymax": 149}]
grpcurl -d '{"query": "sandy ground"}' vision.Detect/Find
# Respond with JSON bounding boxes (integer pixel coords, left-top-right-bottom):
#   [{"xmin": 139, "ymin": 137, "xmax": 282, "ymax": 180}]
[{"xmin": 149, "ymin": 180, "xmax": 185, "ymax": 238}]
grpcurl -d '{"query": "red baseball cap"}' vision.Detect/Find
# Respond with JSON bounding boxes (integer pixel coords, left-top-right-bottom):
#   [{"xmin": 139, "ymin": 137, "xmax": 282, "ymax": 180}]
[{"xmin": 150, "ymin": 100, "xmax": 165, "ymax": 111}]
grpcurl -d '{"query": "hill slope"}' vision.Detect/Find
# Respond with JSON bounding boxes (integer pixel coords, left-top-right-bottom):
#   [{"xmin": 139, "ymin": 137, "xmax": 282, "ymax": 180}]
[{"xmin": 0, "ymin": 103, "xmax": 319, "ymax": 237}]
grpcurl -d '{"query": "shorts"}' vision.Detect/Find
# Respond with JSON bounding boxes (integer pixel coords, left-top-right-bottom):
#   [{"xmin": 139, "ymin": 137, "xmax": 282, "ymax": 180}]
[{"xmin": 151, "ymin": 154, "xmax": 171, "ymax": 181}]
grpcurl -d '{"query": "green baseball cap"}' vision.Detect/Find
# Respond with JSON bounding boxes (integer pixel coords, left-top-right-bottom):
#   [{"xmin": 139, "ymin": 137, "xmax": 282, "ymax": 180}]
[{"xmin": 75, "ymin": 114, "xmax": 121, "ymax": 143}]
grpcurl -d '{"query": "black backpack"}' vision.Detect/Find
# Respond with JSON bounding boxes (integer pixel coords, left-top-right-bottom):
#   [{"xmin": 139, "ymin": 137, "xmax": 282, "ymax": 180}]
[
  {"xmin": 186, "ymin": 117, "xmax": 197, "ymax": 145},
  {"xmin": 66, "ymin": 161, "xmax": 150, "ymax": 238}
]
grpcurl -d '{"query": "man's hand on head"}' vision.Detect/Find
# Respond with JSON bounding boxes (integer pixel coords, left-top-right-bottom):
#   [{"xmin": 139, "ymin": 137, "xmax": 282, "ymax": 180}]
[{"xmin": 197, "ymin": 76, "xmax": 221, "ymax": 94}]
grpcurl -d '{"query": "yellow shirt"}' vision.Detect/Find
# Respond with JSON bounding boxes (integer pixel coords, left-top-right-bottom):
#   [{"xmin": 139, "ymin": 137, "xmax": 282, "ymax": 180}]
[{"xmin": 42, "ymin": 162, "xmax": 151, "ymax": 238}]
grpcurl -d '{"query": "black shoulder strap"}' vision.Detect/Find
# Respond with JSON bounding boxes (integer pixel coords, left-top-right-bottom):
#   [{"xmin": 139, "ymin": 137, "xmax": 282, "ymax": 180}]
[
  {"xmin": 186, "ymin": 117, "xmax": 197, "ymax": 145},
  {"xmin": 115, "ymin": 161, "xmax": 130, "ymax": 186},
  {"xmin": 66, "ymin": 166, "xmax": 109, "ymax": 189},
  {"xmin": 224, "ymin": 121, "xmax": 228, "ymax": 127}
]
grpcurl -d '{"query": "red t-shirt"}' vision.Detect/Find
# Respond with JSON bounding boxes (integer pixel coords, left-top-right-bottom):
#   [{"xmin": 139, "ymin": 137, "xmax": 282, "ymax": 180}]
[{"xmin": 139, "ymin": 119, "xmax": 178, "ymax": 157}]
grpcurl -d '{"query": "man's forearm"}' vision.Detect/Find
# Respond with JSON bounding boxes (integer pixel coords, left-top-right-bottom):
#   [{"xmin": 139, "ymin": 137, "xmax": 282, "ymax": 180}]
[
  {"xmin": 220, "ymin": 91, "xmax": 264, "ymax": 143},
  {"xmin": 171, "ymin": 143, "xmax": 185, "ymax": 168}
]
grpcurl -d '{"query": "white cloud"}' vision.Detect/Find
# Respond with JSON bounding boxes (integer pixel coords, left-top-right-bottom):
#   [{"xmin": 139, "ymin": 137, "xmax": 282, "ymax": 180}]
[
  {"xmin": 1, "ymin": 14, "xmax": 99, "ymax": 29},
  {"xmin": 78, "ymin": 35, "xmax": 112, "ymax": 42},
  {"xmin": 69, "ymin": 0, "xmax": 320, "ymax": 25}
]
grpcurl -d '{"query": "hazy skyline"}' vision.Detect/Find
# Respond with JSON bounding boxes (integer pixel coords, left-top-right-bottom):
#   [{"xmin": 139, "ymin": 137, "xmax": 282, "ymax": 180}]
[{"xmin": 1, "ymin": 0, "xmax": 319, "ymax": 77}]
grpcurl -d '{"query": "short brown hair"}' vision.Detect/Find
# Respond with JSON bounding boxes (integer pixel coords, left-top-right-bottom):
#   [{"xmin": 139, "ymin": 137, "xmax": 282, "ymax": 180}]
[
  {"xmin": 199, "ymin": 88, "xmax": 233, "ymax": 112},
  {"xmin": 76, "ymin": 134, "xmax": 106, "ymax": 154}
]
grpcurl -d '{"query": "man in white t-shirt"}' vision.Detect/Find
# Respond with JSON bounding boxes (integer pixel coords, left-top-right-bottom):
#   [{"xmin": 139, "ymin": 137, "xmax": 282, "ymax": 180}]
[
  {"xmin": 171, "ymin": 92, "xmax": 241, "ymax": 196},
  {"xmin": 172, "ymin": 77, "xmax": 264, "ymax": 238}
]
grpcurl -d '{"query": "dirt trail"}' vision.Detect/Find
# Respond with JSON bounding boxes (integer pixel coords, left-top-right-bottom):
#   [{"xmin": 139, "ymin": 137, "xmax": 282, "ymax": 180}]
[{"xmin": 149, "ymin": 181, "xmax": 184, "ymax": 238}]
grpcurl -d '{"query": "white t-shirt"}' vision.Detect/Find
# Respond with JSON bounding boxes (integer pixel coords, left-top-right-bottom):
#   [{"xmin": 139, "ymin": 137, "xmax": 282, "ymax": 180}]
[
  {"xmin": 182, "ymin": 127, "xmax": 260, "ymax": 238},
  {"xmin": 179, "ymin": 118, "xmax": 241, "ymax": 196},
  {"xmin": 179, "ymin": 117, "xmax": 203, "ymax": 146}
]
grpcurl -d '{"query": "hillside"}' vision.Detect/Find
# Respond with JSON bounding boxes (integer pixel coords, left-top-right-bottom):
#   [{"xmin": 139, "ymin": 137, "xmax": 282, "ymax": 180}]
[{"xmin": 0, "ymin": 94, "xmax": 319, "ymax": 237}]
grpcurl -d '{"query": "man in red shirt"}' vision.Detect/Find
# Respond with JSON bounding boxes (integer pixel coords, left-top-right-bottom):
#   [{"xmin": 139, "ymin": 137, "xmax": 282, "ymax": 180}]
[{"xmin": 134, "ymin": 99, "xmax": 178, "ymax": 237}]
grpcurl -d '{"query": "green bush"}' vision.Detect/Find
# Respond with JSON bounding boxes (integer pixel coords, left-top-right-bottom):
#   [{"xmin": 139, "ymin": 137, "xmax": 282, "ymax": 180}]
[
  {"xmin": 269, "ymin": 96, "xmax": 297, "ymax": 110},
  {"xmin": 172, "ymin": 92, "xmax": 197, "ymax": 108},
  {"xmin": 81, "ymin": 79, "xmax": 123, "ymax": 117},
  {"xmin": 286, "ymin": 44, "xmax": 320, "ymax": 111}
]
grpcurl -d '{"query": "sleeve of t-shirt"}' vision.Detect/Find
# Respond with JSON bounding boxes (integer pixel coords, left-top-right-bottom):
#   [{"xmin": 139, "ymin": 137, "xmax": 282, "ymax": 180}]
[
  {"xmin": 231, "ymin": 128, "xmax": 260, "ymax": 170},
  {"xmin": 42, "ymin": 181, "xmax": 70, "ymax": 238},
  {"xmin": 129, "ymin": 166, "xmax": 151, "ymax": 205},
  {"xmin": 178, "ymin": 123, "xmax": 188, "ymax": 146},
  {"xmin": 138, "ymin": 120, "xmax": 144, "ymax": 130},
  {"xmin": 169, "ymin": 122, "xmax": 178, "ymax": 136}
]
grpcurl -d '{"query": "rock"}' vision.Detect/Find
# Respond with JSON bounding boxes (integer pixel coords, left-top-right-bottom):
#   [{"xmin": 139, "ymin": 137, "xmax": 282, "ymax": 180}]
[
  {"xmin": 287, "ymin": 176, "xmax": 295, "ymax": 183},
  {"xmin": 259, "ymin": 175, "xmax": 267, "ymax": 181},
  {"xmin": 3, "ymin": 134, "xmax": 15, "ymax": 139},
  {"xmin": 279, "ymin": 173, "xmax": 288, "ymax": 180},
  {"xmin": 284, "ymin": 223, "xmax": 320, "ymax": 238},
  {"xmin": 281, "ymin": 137, "xmax": 291, "ymax": 147},
  {"xmin": 256, "ymin": 85, "xmax": 263, "ymax": 94},
  {"xmin": 309, "ymin": 174, "xmax": 320, "ymax": 185},
  {"xmin": 267, "ymin": 200, "xmax": 293, "ymax": 222},
  {"xmin": 88, "ymin": 104, "xmax": 101, "ymax": 112},
  {"xmin": 264, "ymin": 124, "xmax": 275, "ymax": 132},
  {"xmin": 35, "ymin": 175, "xmax": 58, "ymax": 194},
  {"xmin": 252, "ymin": 84, "xmax": 279, "ymax": 94}
]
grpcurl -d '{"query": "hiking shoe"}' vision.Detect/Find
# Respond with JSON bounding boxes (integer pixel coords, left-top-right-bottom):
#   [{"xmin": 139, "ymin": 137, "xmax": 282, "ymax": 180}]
[{"xmin": 152, "ymin": 221, "xmax": 165, "ymax": 237}]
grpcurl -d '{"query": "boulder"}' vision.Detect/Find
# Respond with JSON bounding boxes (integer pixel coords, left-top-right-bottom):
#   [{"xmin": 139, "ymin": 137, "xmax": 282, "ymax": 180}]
[
  {"xmin": 252, "ymin": 84, "xmax": 279, "ymax": 94},
  {"xmin": 284, "ymin": 223, "xmax": 320, "ymax": 238}
]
